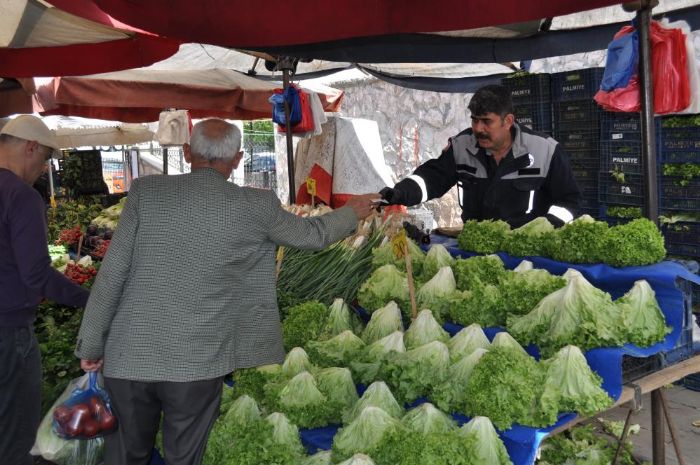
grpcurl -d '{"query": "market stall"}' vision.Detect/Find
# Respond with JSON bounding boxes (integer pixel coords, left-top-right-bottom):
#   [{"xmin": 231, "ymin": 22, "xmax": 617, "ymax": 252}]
[{"xmin": 25, "ymin": 1, "xmax": 700, "ymax": 465}]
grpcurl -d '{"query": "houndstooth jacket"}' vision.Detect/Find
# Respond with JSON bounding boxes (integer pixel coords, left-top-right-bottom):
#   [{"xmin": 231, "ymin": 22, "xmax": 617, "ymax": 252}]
[{"xmin": 75, "ymin": 168, "xmax": 358, "ymax": 382}]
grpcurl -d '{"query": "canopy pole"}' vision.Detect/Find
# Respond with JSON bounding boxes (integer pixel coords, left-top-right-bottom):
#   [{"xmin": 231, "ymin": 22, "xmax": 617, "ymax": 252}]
[
  {"xmin": 637, "ymin": 1, "xmax": 659, "ymax": 226},
  {"xmin": 277, "ymin": 57, "xmax": 297, "ymax": 205},
  {"xmin": 634, "ymin": 0, "xmax": 659, "ymax": 225},
  {"xmin": 163, "ymin": 147, "xmax": 169, "ymax": 175},
  {"xmin": 282, "ymin": 68, "xmax": 295, "ymax": 204}
]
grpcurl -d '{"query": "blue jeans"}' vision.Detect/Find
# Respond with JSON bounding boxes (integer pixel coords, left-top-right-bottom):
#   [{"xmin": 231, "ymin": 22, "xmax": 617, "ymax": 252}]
[{"xmin": 0, "ymin": 326, "xmax": 41, "ymax": 465}]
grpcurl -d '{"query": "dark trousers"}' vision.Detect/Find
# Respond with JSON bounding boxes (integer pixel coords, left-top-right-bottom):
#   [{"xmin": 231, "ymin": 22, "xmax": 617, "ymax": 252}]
[
  {"xmin": 103, "ymin": 377, "xmax": 223, "ymax": 465},
  {"xmin": 0, "ymin": 326, "xmax": 42, "ymax": 465}
]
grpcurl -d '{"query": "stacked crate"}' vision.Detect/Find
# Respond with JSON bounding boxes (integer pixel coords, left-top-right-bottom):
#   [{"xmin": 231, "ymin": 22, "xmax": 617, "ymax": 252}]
[
  {"xmin": 551, "ymin": 68, "xmax": 605, "ymax": 218},
  {"xmin": 597, "ymin": 112, "xmax": 648, "ymax": 224},
  {"xmin": 657, "ymin": 115, "xmax": 700, "ymax": 258},
  {"xmin": 501, "ymin": 73, "xmax": 552, "ymax": 135}
]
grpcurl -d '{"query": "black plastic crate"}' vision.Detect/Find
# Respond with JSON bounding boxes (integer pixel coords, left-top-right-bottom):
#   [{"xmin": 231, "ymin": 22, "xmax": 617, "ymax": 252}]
[
  {"xmin": 602, "ymin": 152, "xmax": 644, "ymax": 175},
  {"xmin": 551, "ymin": 68, "xmax": 605, "ymax": 101},
  {"xmin": 553, "ymin": 100, "xmax": 601, "ymax": 131},
  {"xmin": 501, "ymin": 73, "xmax": 551, "ymax": 105},
  {"xmin": 514, "ymin": 101, "xmax": 552, "ymax": 133},
  {"xmin": 658, "ymin": 116, "xmax": 700, "ymax": 161},
  {"xmin": 662, "ymin": 222, "xmax": 700, "ymax": 258},
  {"xmin": 623, "ymin": 280, "xmax": 695, "ymax": 382},
  {"xmin": 578, "ymin": 206, "xmax": 600, "ymax": 219},
  {"xmin": 600, "ymin": 112, "xmax": 642, "ymax": 135},
  {"xmin": 658, "ymin": 176, "xmax": 700, "ymax": 212},
  {"xmin": 575, "ymin": 176, "xmax": 598, "ymax": 199},
  {"xmin": 579, "ymin": 196, "xmax": 599, "ymax": 210},
  {"xmin": 682, "ymin": 372, "xmax": 700, "ymax": 392},
  {"xmin": 572, "ymin": 166, "xmax": 599, "ymax": 180},
  {"xmin": 598, "ymin": 171, "xmax": 645, "ymax": 206},
  {"xmin": 554, "ymin": 129, "xmax": 600, "ymax": 152}
]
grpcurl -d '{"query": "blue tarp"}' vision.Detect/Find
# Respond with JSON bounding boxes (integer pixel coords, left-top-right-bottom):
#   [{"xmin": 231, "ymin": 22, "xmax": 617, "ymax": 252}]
[{"xmin": 298, "ymin": 234, "xmax": 699, "ymax": 465}]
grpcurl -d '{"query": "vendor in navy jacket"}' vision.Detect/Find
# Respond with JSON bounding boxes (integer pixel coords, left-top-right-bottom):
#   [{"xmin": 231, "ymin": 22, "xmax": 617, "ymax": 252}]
[
  {"xmin": 380, "ymin": 85, "xmax": 581, "ymax": 228},
  {"xmin": 0, "ymin": 115, "xmax": 89, "ymax": 465}
]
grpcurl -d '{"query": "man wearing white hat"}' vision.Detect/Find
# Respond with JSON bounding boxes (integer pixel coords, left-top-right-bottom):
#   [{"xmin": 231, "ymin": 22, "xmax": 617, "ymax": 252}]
[{"xmin": 0, "ymin": 115, "xmax": 89, "ymax": 464}]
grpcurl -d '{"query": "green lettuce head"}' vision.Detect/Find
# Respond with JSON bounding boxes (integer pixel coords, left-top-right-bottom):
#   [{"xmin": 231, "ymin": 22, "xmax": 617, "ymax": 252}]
[
  {"xmin": 458, "ymin": 416, "xmax": 512, "ymax": 465},
  {"xmin": 404, "ymin": 309, "xmax": 450, "ymax": 350},
  {"xmin": 447, "ymin": 323, "xmax": 490, "ymax": 362},
  {"xmin": 362, "ymin": 301, "xmax": 404, "ymax": 343}
]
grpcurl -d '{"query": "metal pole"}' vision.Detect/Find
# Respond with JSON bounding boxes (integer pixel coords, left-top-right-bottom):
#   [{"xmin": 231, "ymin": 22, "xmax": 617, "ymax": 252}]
[
  {"xmin": 652, "ymin": 389, "xmax": 666, "ymax": 465},
  {"xmin": 283, "ymin": 68, "xmax": 296, "ymax": 204},
  {"xmin": 163, "ymin": 147, "xmax": 169, "ymax": 175},
  {"xmin": 637, "ymin": 3, "xmax": 658, "ymax": 225}
]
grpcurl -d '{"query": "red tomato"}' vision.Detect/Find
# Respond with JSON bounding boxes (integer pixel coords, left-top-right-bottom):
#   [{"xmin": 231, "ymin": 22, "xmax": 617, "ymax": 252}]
[
  {"xmin": 64, "ymin": 404, "xmax": 90, "ymax": 437},
  {"xmin": 98, "ymin": 412, "xmax": 117, "ymax": 432},
  {"xmin": 89, "ymin": 396, "xmax": 107, "ymax": 419},
  {"xmin": 82, "ymin": 418, "xmax": 100, "ymax": 438},
  {"xmin": 53, "ymin": 405, "xmax": 71, "ymax": 424}
]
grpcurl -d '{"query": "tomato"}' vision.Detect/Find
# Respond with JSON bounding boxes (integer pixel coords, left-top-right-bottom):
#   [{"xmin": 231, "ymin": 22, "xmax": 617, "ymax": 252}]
[
  {"xmin": 89, "ymin": 396, "xmax": 107, "ymax": 419},
  {"xmin": 98, "ymin": 412, "xmax": 117, "ymax": 432},
  {"xmin": 64, "ymin": 403, "xmax": 91, "ymax": 437},
  {"xmin": 82, "ymin": 418, "xmax": 100, "ymax": 438},
  {"xmin": 53, "ymin": 405, "xmax": 71, "ymax": 424}
]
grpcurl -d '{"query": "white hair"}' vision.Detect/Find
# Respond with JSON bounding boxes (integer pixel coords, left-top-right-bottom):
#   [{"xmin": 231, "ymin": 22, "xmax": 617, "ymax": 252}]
[{"xmin": 189, "ymin": 119, "xmax": 241, "ymax": 161}]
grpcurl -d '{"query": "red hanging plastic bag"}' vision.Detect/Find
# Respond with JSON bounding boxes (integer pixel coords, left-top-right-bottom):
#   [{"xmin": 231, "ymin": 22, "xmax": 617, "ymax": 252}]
[
  {"xmin": 651, "ymin": 21, "xmax": 690, "ymax": 114},
  {"xmin": 595, "ymin": 21, "xmax": 690, "ymax": 114}
]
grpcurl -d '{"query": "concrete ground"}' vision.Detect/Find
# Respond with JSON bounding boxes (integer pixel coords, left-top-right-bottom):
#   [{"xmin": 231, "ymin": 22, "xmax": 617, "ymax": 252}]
[{"xmin": 602, "ymin": 386, "xmax": 700, "ymax": 465}]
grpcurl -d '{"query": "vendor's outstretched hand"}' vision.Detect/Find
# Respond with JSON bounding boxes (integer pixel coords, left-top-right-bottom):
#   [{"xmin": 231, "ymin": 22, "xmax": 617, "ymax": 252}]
[
  {"xmin": 81, "ymin": 358, "xmax": 103, "ymax": 372},
  {"xmin": 379, "ymin": 187, "xmax": 403, "ymax": 205},
  {"xmin": 346, "ymin": 194, "xmax": 382, "ymax": 220}
]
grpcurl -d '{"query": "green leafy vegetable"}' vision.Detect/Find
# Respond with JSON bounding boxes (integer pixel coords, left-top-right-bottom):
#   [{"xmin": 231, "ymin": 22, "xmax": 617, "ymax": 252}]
[
  {"xmin": 401, "ymin": 402, "xmax": 456, "ymax": 434},
  {"xmin": 432, "ymin": 348, "xmax": 488, "ymax": 412},
  {"xmin": 458, "ymin": 219, "xmax": 511, "ymax": 254},
  {"xmin": 223, "ymin": 395, "xmax": 261, "ymax": 428},
  {"xmin": 357, "ymin": 265, "xmax": 410, "ymax": 314},
  {"xmin": 315, "ymin": 367, "xmax": 359, "ymax": 414},
  {"xmin": 268, "ymin": 371, "xmax": 339, "ymax": 428},
  {"xmin": 416, "ymin": 267, "xmax": 457, "ymax": 321},
  {"xmin": 503, "ymin": 217, "xmax": 555, "ymax": 257},
  {"xmin": 282, "ymin": 347, "xmax": 314, "ymax": 378},
  {"xmin": 464, "ymin": 345, "xmax": 545, "ymax": 429},
  {"xmin": 382, "ymin": 341, "xmax": 450, "ymax": 404},
  {"xmin": 420, "ymin": 244, "xmax": 455, "ymax": 281},
  {"xmin": 616, "ymin": 280, "xmax": 671, "ymax": 347},
  {"xmin": 344, "ymin": 381, "xmax": 404, "ymax": 423},
  {"xmin": 453, "ymin": 255, "xmax": 507, "ymax": 289},
  {"xmin": 371, "ymin": 238, "xmax": 425, "ymax": 275},
  {"xmin": 539, "ymin": 346, "xmax": 612, "ymax": 425},
  {"xmin": 332, "ymin": 406, "xmax": 404, "ymax": 462},
  {"xmin": 458, "ymin": 416, "xmax": 513, "ymax": 465},
  {"xmin": 361, "ymin": 302, "xmax": 404, "ymax": 344},
  {"xmin": 447, "ymin": 323, "xmax": 490, "ymax": 362},
  {"xmin": 230, "ymin": 364, "xmax": 281, "ymax": 404},
  {"xmin": 498, "ymin": 269, "xmax": 566, "ymax": 317},
  {"xmin": 306, "ymin": 330, "xmax": 366, "ymax": 367},
  {"xmin": 282, "ymin": 301, "xmax": 329, "ymax": 351},
  {"xmin": 546, "ymin": 216, "xmax": 609, "ymax": 264},
  {"xmin": 403, "ymin": 309, "xmax": 449, "ymax": 350},
  {"xmin": 350, "ymin": 331, "xmax": 405, "ymax": 385},
  {"xmin": 448, "ymin": 283, "xmax": 505, "ymax": 328},
  {"xmin": 321, "ymin": 298, "xmax": 364, "ymax": 338},
  {"xmin": 601, "ymin": 219, "xmax": 666, "ymax": 267}
]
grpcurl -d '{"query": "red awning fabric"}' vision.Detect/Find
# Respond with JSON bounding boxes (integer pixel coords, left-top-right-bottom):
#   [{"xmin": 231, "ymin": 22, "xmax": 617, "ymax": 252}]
[
  {"xmin": 51, "ymin": 0, "xmax": 622, "ymax": 48},
  {"xmin": 0, "ymin": 0, "xmax": 179, "ymax": 77},
  {"xmin": 26, "ymin": 69, "xmax": 344, "ymax": 123}
]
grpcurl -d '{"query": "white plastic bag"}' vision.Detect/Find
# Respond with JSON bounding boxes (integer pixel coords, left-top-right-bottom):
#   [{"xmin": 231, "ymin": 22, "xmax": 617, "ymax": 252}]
[{"xmin": 31, "ymin": 374, "xmax": 104, "ymax": 465}]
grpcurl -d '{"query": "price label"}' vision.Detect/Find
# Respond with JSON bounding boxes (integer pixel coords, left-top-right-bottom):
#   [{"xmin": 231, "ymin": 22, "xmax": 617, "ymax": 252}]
[
  {"xmin": 306, "ymin": 177, "xmax": 317, "ymax": 196},
  {"xmin": 391, "ymin": 230, "xmax": 408, "ymax": 259},
  {"xmin": 276, "ymin": 246, "xmax": 285, "ymax": 262}
]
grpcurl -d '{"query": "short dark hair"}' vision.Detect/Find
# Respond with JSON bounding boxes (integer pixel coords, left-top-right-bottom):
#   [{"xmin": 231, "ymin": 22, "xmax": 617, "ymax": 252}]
[{"xmin": 468, "ymin": 85, "xmax": 514, "ymax": 118}]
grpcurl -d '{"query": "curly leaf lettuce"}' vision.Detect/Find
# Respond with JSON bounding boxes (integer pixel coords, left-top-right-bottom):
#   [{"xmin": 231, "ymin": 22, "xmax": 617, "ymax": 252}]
[
  {"xmin": 382, "ymin": 340, "xmax": 450, "ymax": 404},
  {"xmin": 432, "ymin": 348, "xmax": 488, "ymax": 413},
  {"xmin": 458, "ymin": 219, "xmax": 511, "ymax": 254},
  {"xmin": 357, "ymin": 265, "xmax": 410, "ymax": 314},
  {"xmin": 453, "ymin": 255, "xmax": 507, "ymax": 290}
]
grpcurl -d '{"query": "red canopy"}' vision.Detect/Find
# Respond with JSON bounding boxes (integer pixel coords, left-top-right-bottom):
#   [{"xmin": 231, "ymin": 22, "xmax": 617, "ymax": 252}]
[
  {"xmin": 26, "ymin": 69, "xmax": 344, "ymax": 123},
  {"xmin": 0, "ymin": 0, "xmax": 179, "ymax": 77},
  {"xmin": 49, "ymin": 0, "xmax": 622, "ymax": 48}
]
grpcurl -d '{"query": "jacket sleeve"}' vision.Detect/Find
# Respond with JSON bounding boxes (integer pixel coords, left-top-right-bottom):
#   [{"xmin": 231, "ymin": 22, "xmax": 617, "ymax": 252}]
[
  {"xmin": 266, "ymin": 192, "xmax": 358, "ymax": 250},
  {"xmin": 10, "ymin": 190, "xmax": 89, "ymax": 308},
  {"xmin": 393, "ymin": 143, "xmax": 459, "ymax": 206},
  {"xmin": 542, "ymin": 143, "xmax": 582, "ymax": 226},
  {"xmin": 75, "ymin": 179, "xmax": 141, "ymax": 360}
]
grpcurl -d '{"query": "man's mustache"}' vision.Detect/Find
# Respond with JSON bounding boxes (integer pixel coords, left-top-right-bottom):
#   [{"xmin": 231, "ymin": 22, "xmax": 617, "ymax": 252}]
[{"xmin": 476, "ymin": 133, "xmax": 490, "ymax": 140}]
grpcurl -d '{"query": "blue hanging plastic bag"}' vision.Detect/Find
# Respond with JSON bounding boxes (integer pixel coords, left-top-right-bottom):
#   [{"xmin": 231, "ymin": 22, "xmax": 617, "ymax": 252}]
[
  {"xmin": 270, "ymin": 85, "xmax": 302, "ymax": 126},
  {"xmin": 52, "ymin": 372, "xmax": 118, "ymax": 440},
  {"xmin": 600, "ymin": 30, "xmax": 639, "ymax": 91}
]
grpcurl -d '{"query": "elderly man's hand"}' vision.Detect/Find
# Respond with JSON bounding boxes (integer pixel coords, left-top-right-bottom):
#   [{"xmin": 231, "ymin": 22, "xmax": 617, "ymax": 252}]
[
  {"xmin": 345, "ymin": 194, "xmax": 382, "ymax": 220},
  {"xmin": 81, "ymin": 358, "xmax": 104, "ymax": 372}
]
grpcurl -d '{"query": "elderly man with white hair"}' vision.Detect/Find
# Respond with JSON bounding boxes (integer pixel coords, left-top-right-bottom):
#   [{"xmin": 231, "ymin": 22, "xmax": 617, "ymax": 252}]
[
  {"xmin": 0, "ymin": 115, "xmax": 90, "ymax": 465},
  {"xmin": 76, "ymin": 118, "xmax": 380, "ymax": 465}
]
